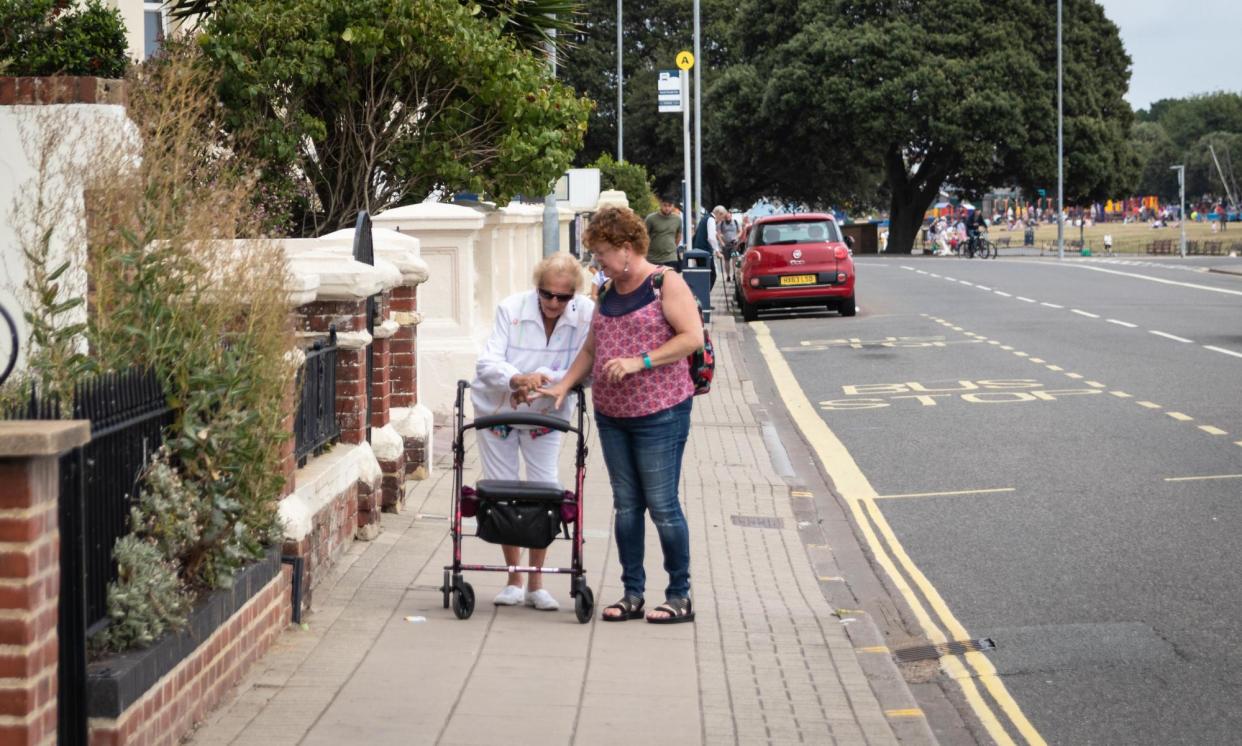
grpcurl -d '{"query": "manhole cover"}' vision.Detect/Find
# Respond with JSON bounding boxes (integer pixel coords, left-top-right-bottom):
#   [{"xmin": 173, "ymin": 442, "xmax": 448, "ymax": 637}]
[
  {"xmin": 730, "ymin": 515, "xmax": 784, "ymax": 529},
  {"xmin": 894, "ymin": 638, "xmax": 996, "ymax": 663}
]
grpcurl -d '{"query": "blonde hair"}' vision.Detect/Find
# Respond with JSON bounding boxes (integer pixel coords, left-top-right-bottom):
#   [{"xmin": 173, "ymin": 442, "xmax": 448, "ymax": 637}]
[{"xmin": 532, "ymin": 252, "xmax": 585, "ymax": 293}]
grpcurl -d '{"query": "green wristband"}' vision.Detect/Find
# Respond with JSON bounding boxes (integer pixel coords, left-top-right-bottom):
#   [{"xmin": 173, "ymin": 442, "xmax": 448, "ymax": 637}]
[{"xmin": 642, "ymin": 352, "xmax": 653, "ymax": 369}]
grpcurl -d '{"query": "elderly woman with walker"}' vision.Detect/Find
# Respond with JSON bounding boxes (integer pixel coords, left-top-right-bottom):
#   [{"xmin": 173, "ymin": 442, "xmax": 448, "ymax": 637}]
[{"xmin": 470, "ymin": 252, "xmax": 594, "ymax": 611}]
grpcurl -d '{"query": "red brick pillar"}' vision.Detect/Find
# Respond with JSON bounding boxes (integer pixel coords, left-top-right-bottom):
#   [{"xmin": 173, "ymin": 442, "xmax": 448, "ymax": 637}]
[
  {"xmin": 296, "ymin": 299, "xmax": 368, "ymax": 446},
  {"xmin": 388, "ymin": 285, "xmax": 418, "ymax": 408},
  {"xmin": 0, "ymin": 421, "xmax": 90, "ymax": 746}
]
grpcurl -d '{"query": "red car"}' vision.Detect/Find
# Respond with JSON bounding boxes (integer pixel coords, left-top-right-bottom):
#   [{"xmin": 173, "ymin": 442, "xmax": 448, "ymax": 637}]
[{"xmin": 734, "ymin": 213, "xmax": 856, "ymax": 321}]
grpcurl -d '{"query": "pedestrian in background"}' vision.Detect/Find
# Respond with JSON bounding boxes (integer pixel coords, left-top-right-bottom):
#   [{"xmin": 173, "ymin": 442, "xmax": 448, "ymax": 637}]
[
  {"xmin": 538, "ymin": 206, "xmax": 703, "ymax": 624},
  {"xmin": 715, "ymin": 208, "xmax": 741, "ymax": 281},
  {"xmin": 644, "ymin": 195, "xmax": 683, "ymax": 271}
]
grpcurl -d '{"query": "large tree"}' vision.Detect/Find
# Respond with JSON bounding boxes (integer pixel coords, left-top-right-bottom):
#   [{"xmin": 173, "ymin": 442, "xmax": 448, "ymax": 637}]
[
  {"xmin": 200, "ymin": 0, "xmax": 591, "ymax": 236},
  {"xmin": 709, "ymin": 0, "xmax": 1137, "ymax": 253}
]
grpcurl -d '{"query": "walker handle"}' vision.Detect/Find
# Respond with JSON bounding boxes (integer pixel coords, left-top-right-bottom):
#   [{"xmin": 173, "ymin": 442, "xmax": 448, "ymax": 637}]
[{"xmin": 470, "ymin": 412, "xmax": 576, "ymax": 433}]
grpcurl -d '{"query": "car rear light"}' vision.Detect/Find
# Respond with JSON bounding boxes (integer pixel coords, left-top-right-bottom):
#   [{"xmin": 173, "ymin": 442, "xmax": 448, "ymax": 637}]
[
  {"xmin": 837, "ymin": 272, "xmax": 847, "ymax": 282},
  {"xmin": 834, "ymin": 246, "xmax": 848, "ymax": 260},
  {"xmin": 749, "ymin": 277, "xmax": 761, "ymax": 288}
]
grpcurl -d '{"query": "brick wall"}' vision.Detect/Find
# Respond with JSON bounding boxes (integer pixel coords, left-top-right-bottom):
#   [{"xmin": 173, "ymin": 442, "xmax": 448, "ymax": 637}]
[
  {"xmin": 87, "ymin": 567, "xmax": 291, "ymax": 746},
  {"xmin": 0, "ymin": 77, "xmax": 126, "ymax": 106},
  {"xmin": 280, "ymin": 483, "xmax": 357, "ymax": 614}
]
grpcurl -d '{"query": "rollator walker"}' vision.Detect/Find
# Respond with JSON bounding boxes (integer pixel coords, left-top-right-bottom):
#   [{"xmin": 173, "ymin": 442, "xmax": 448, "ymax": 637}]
[{"xmin": 441, "ymin": 379, "xmax": 595, "ymax": 623}]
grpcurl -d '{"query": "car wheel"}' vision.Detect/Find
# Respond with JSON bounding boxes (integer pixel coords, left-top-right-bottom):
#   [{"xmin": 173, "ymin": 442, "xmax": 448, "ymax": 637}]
[
  {"xmin": 740, "ymin": 295, "xmax": 758, "ymax": 322},
  {"xmin": 839, "ymin": 296, "xmax": 856, "ymax": 317}
]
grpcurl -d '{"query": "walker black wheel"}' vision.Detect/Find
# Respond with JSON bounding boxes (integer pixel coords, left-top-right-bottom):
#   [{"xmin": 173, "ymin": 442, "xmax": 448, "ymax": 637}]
[
  {"xmin": 452, "ymin": 579, "xmax": 475, "ymax": 620},
  {"xmin": 574, "ymin": 585, "xmax": 595, "ymax": 624},
  {"xmin": 441, "ymin": 569, "xmax": 451, "ymax": 609}
]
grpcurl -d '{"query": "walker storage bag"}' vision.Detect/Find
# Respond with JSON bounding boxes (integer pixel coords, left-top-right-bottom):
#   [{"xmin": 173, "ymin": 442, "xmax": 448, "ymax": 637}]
[{"xmin": 473, "ymin": 480, "xmax": 566, "ymax": 549}]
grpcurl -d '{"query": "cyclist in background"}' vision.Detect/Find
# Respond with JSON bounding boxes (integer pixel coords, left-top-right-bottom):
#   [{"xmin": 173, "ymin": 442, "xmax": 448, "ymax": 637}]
[{"xmin": 965, "ymin": 209, "xmax": 986, "ymax": 257}]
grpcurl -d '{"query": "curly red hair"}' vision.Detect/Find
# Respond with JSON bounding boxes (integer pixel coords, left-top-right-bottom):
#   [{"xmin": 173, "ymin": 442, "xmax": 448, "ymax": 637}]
[{"xmin": 584, "ymin": 206, "xmax": 650, "ymax": 256}]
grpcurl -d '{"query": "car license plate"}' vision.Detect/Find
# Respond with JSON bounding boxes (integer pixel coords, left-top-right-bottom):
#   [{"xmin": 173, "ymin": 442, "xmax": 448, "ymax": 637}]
[{"xmin": 779, "ymin": 274, "xmax": 816, "ymax": 286}]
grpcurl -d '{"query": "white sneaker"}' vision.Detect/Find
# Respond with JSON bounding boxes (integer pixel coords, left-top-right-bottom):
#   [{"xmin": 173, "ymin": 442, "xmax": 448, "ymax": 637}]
[
  {"xmin": 524, "ymin": 588, "xmax": 560, "ymax": 611},
  {"xmin": 493, "ymin": 585, "xmax": 525, "ymax": 606}
]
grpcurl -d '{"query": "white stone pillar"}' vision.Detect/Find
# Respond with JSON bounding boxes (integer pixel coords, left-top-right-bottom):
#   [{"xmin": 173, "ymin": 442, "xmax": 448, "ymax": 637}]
[{"xmin": 373, "ymin": 203, "xmax": 485, "ymax": 420}]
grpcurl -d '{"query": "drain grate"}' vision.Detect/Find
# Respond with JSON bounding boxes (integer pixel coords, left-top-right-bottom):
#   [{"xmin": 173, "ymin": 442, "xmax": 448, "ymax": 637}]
[
  {"xmin": 894, "ymin": 638, "xmax": 996, "ymax": 663},
  {"xmin": 730, "ymin": 515, "xmax": 784, "ymax": 529}
]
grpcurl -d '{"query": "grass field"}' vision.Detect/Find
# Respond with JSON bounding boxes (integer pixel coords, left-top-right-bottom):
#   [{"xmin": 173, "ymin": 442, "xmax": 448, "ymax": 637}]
[{"xmin": 987, "ymin": 219, "xmax": 1242, "ymax": 254}]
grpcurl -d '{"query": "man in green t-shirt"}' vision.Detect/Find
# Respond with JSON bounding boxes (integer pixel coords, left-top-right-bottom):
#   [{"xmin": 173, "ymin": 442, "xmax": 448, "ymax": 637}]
[{"xmin": 645, "ymin": 196, "xmax": 683, "ymax": 270}]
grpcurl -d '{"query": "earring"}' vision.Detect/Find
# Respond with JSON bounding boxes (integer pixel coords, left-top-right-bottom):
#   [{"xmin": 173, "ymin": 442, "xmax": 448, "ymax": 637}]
[{"xmin": 623, "ymin": 260, "xmax": 630, "ymax": 273}]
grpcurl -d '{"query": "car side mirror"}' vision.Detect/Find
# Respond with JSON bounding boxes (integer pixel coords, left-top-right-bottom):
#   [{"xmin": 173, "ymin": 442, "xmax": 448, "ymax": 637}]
[{"xmin": 845, "ymin": 235, "xmax": 855, "ymax": 248}]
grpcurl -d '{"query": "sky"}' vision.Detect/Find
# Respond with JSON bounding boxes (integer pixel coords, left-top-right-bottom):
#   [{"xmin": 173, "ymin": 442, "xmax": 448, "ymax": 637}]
[{"xmin": 1097, "ymin": 0, "xmax": 1239, "ymax": 113}]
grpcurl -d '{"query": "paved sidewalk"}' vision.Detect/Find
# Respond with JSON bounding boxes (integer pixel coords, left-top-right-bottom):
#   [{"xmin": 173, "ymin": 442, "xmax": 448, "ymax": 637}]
[{"xmin": 187, "ymin": 302, "xmax": 934, "ymax": 745}]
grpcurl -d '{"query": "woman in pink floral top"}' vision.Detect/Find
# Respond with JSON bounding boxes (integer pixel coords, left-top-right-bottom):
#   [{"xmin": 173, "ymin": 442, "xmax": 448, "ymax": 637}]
[{"xmin": 539, "ymin": 207, "xmax": 704, "ymax": 624}]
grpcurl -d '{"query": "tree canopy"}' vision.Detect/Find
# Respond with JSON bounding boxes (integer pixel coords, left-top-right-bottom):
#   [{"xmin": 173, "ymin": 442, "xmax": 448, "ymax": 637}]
[
  {"xmin": 707, "ymin": 0, "xmax": 1137, "ymax": 252},
  {"xmin": 200, "ymin": 0, "xmax": 591, "ymax": 236},
  {"xmin": 1132, "ymin": 93, "xmax": 1242, "ymax": 203}
]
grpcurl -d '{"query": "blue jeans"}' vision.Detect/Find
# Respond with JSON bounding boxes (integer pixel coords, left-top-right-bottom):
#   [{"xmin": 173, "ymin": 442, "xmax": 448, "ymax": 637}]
[{"xmin": 595, "ymin": 397, "xmax": 693, "ymax": 600}]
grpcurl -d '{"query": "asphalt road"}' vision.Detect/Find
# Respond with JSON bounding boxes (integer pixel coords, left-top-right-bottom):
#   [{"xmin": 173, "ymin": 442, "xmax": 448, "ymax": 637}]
[{"xmin": 738, "ymin": 254, "xmax": 1242, "ymax": 745}]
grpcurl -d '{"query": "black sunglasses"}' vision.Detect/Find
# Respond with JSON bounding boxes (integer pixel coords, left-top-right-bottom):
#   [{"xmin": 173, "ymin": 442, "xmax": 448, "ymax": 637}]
[{"xmin": 538, "ymin": 288, "xmax": 574, "ymax": 303}]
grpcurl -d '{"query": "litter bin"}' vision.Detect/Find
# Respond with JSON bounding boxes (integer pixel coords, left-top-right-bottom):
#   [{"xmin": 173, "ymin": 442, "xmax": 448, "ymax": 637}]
[
  {"xmin": 1024, "ymin": 226, "xmax": 1036, "ymax": 246},
  {"xmin": 681, "ymin": 247, "xmax": 713, "ymax": 323}
]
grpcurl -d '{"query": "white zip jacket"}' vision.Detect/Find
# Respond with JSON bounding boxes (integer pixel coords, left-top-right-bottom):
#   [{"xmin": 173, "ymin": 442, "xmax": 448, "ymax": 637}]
[{"xmin": 470, "ymin": 289, "xmax": 594, "ymax": 424}]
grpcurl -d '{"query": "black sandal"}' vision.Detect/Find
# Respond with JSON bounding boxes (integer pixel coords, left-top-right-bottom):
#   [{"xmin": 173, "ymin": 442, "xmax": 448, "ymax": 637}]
[
  {"xmin": 601, "ymin": 595, "xmax": 644, "ymax": 622},
  {"xmin": 646, "ymin": 597, "xmax": 695, "ymax": 624}
]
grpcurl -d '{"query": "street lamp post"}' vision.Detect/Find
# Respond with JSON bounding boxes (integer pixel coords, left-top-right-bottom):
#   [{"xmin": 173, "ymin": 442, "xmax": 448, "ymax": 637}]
[
  {"xmin": 1172, "ymin": 164, "xmax": 1186, "ymax": 257},
  {"xmin": 692, "ymin": 0, "xmax": 701, "ymax": 217},
  {"xmin": 616, "ymin": 0, "xmax": 623, "ymax": 162},
  {"xmin": 542, "ymin": 29, "xmax": 560, "ymax": 256},
  {"xmin": 1056, "ymin": 0, "xmax": 1064, "ymax": 261}
]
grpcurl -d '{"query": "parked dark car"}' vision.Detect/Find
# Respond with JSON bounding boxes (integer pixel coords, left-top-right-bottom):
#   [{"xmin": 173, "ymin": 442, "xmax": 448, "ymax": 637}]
[{"xmin": 735, "ymin": 213, "xmax": 856, "ymax": 321}]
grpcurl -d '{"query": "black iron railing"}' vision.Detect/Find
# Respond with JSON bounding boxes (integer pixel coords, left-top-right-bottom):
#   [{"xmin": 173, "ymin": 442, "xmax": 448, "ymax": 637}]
[
  {"xmin": 2, "ymin": 367, "xmax": 171, "ymax": 746},
  {"xmin": 294, "ymin": 328, "xmax": 340, "ymax": 467}
]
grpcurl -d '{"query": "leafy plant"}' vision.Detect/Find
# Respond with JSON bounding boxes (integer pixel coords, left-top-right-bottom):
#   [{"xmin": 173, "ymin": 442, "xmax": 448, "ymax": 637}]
[
  {"xmin": 92, "ymin": 536, "xmax": 191, "ymax": 652},
  {"xmin": 590, "ymin": 153, "xmax": 657, "ymax": 216},
  {"xmin": 0, "ymin": 0, "xmax": 128, "ymax": 78},
  {"xmin": 200, "ymin": 0, "xmax": 592, "ymax": 235}
]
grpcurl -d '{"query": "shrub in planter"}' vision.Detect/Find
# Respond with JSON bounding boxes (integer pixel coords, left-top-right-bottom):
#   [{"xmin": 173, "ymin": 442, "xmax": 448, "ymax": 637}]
[
  {"xmin": 590, "ymin": 154, "xmax": 658, "ymax": 217},
  {"xmin": 0, "ymin": 0, "xmax": 129, "ymax": 78}
]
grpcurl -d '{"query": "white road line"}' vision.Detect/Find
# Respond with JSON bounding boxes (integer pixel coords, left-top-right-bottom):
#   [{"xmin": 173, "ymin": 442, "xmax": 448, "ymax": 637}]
[
  {"xmin": 901, "ymin": 266, "xmax": 915, "ymax": 271},
  {"xmin": 1085, "ymin": 381, "xmax": 1106, "ymax": 388},
  {"xmin": 1045, "ymin": 262, "xmax": 1242, "ymax": 297},
  {"xmin": 1110, "ymin": 391, "xmax": 1132, "ymax": 398},
  {"xmin": 1065, "ymin": 373, "xmax": 1084, "ymax": 379},
  {"xmin": 944, "ymin": 276, "xmax": 957, "ymax": 281},
  {"xmin": 916, "ymin": 270, "xmax": 928, "ymax": 275},
  {"xmin": 1137, "ymin": 401, "xmax": 1161, "ymax": 409},
  {"xmin": 1016, "ymin": 296, "xmax": 1036, "ymax": 303},
  {"xmin": 1150, "ymin": 330, "xmax": 1193, "ymax": 343},
  {"xmin": 976, "ymin": 285, "xmax": 992, "ymax": 291},
  {"xmin": 1205, "ymin": 345, "xmax": 1242, "ymax": 359},
  {"xmin": 1046, "ymin": 365, "xmax": 1063, "ymax": 371},
  {"xmin": 1199, "ymin": 425, "xmax": 1228, "ymax": 435},
  {"xmin": 1167, "ymin": 412, "xmax": 1194, "ymax": 422},
  {"xmin": 1165, "ymin": 473, "xmax": 1242, "ymax": 482},
  {"xmin": 994, "ymin": 291, "xmax": 1012, "ymax": 297},
  {"xmin": 1040, "ymin": 302, "xmax": 1064, "ymax": 309},
  {"xmin": 959, "ymin": 280, "xmax": 975, "ymax": 286},
  {"xmin": 930, "ymin": 273, "xmax": 941, "ymax": 278},
  {"xmin": 1106, "ymin": 319, "xmax": 1138, "ymax": 328},
  {"xmin": 1071, "ymin": 309, "xmax": 1100, "ymax": 318}
]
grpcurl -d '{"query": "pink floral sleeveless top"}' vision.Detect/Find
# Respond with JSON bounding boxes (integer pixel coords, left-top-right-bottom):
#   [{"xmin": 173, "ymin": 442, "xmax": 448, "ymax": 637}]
[{"xmin": 592, "ymin": 270, "xmax": 693, "ymax": 418}]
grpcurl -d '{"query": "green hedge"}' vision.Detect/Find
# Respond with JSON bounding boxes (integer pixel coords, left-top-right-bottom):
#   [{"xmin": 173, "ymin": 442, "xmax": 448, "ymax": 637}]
[{"xmin": 0, "ymin": 0, "xmax": 129, "ymax": 78}]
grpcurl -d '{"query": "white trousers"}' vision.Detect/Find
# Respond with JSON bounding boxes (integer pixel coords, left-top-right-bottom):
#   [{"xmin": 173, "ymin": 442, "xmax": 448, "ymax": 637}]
[{"xmin": 476, "ymin": 427, "xmax": 564, "ymax": 486}]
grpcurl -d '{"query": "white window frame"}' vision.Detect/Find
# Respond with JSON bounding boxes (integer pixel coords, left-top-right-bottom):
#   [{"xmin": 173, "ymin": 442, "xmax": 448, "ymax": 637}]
[{"xmin": 143, "ymin": 1, "xmax": 168, "ymax": 59}]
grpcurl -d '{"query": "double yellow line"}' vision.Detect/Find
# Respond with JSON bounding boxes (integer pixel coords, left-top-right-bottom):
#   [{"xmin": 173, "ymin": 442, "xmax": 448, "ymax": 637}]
[{"xmin": 752, "ymin": 321, "xmax": 1045, "ymax": 746}]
